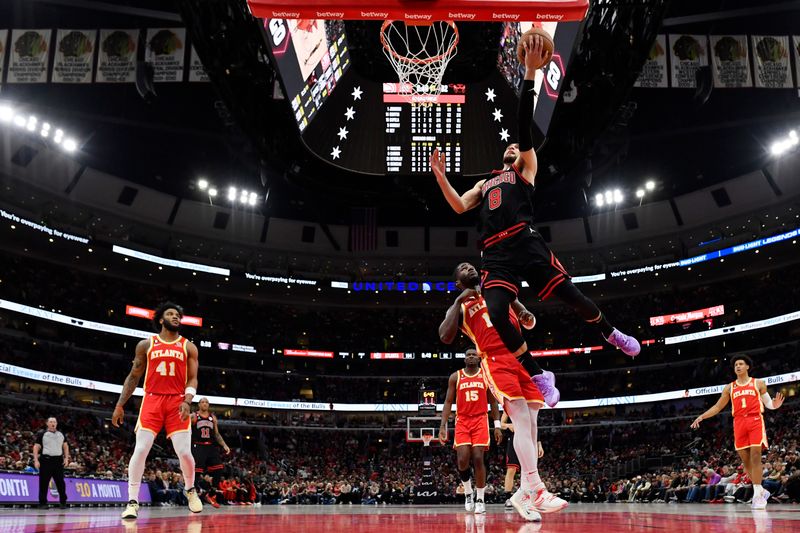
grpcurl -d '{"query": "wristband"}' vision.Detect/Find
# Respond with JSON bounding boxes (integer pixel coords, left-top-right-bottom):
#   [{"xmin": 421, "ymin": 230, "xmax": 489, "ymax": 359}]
[
  {"xmin": 185, "ymin": 387, "xmax": 197, "ymax": 397},
  {"xmin": 494, "ymin": 420, "xmax": 501, "ymax": 429}
]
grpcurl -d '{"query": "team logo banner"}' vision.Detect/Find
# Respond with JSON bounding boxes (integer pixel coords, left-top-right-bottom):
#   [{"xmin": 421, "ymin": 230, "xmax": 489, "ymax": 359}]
[
  {"xmin": 669, "ymin": 34, "xmax": 708, "ymax": 88},
  {"xmin": 751, "ymin": 35, "xmax": 792, "ymax": 88},
  {"xmin": 52, "ymin": 29, "xmax": 96, "ymax": 83},
  {"xmin": 146, "ymin": 28, "xmax": 186, "ymax": 82},
  {"xmin": 0, "ymin": 31, "xmax": 8, "ymax": 81},
  {"xmin": 7, "ymin": 29, "xmax": 51, "ymax": 83},
  {"xmin": 710, "ymin": 35, "xmax": 751, "ymax": 88},
  {"xmin": 95, "ymin": 29, "xmax": 138, "ymax": 83},
  {"xmin": 635, "ymin": 35, "xmax": 668, "ymax": 88},
  {"xmin": 188, "ymin": 45, "xmax": 209, "ymax": 82}
]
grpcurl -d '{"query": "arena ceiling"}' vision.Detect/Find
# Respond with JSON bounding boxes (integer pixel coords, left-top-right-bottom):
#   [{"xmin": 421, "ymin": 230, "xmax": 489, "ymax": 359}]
[{"xmin": 1, "ymin": 0, "xmax": 799, "ymax": 227}]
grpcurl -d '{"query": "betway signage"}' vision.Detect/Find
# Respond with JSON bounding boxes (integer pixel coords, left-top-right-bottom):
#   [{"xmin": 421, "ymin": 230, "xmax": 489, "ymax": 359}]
[{"xmin": 650, "ymin": 305, "xmax": 725, "ymax": 326}]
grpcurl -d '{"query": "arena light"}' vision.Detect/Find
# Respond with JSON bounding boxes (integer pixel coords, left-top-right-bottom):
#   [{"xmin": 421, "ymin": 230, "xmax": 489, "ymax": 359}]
[
  {"xmin": 13, "ymin": 115, "xmax": 26, "ymax": 128},
  {"xmin": 208, "ymin": 187, "xmax": 218, "ymax": 197},
  {"xmin": 26, "ymin": 116, "xmax": 37, "ymax": 131},
  {"xmin": 595, "ymin": 193, "xmax": 604, "ymax": 207},
  {"xmin": 604, "ymin": 190, "xmax": 613, "ymax": 203},
  {"xmin": 645, "ymin": 180, "xmax": 655, "ymax": 191},
  {"xmin": 0, "ymin": 104, "xmax": 13, "ymax": 122},
  {"xmin": 613, "ymin": 189, "xmax": 623, "ymax": 203},
  {"xmin": 227, "ymin": 187, "xmax": 237, "ymax": 201},
  {"xmin": 198, "ymin": 178, "xmax": 208, "ymax": 190},
  {"xmin": 239, "ymin": 190, "xmax": 249, "ymax": 204},
  {"xmin": 636, "ymin": 189, "xmax": 645, "ymax": 198},
  {"xmin": 62, "ymin": 138, "xmax": 78, "ymax": 152}
]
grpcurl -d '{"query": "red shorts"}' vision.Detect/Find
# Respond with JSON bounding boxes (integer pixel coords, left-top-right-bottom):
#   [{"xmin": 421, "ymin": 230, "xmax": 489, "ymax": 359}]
[
  {"xmin": 733, "ymin": 414, "xmax": 767, "ymax": 450},
  {"xmin": 454, "ymin": 415, "xmax": 490, "ymax": 448},
  {"xmin": 136, "ymin": 392, "xmax": 191, "ymax": 438},
  {"xmin": 481, "ymin": 355, "xmax": 544, "ymax": 405}
]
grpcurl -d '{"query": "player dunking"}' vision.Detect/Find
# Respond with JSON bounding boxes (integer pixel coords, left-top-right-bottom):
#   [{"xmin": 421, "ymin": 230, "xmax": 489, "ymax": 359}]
[
  {"xmin": 440, "ymin": 262, "xmax": 567, "ymax": 522},
  {"xmin": 439, "ymin": 348, "xmax": 503, "ymax": 514},
  {"xmin": 192, "ymin": 398, "xmax": 231, "ymax": 508},
  {"xmin": 112, "ymin": 302, "xmax": 203, "ymax": 519},
  {"xmin": 691, "ymin": 355, "xmax": 784, "ymax": 510},
  {"xmin": 431, "ymin": 33, "xmax": 640, "ymax": 407}
]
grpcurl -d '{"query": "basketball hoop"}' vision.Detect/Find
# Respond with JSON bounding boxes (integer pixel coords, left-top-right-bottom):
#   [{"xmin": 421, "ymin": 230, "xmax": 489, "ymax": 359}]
[
  {"xmin": 421, "ymin": 434, "xmax": 435, "ymax": 447},
  {"xmin": 380, "ymin": 20, "xmax": 459, "ymax": 105}
]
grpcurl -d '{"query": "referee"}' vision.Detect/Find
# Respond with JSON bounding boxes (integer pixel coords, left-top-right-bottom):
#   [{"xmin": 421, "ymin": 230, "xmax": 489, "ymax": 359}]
[{"xmin": 33, "ymin": 417, "xmax": 70, "ymax": 508}]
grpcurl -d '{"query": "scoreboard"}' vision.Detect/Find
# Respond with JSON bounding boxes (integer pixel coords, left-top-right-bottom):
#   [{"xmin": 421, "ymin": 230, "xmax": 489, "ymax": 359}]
[{"xmin": 384, "ymin": 83, "xmax": 465, "ymax": 174}]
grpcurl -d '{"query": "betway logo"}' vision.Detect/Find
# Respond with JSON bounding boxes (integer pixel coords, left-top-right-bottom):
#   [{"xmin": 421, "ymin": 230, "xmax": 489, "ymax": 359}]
[
  {"xmin": 271, "ymin": 11, "xmax": 299, "ymax": 18},
  {"xmin": 362, "ymin": 11, "xmax": 389, "ymax": 18},
  {"xmin": 537, "ymin": 13, "xmax": 565, "ymax": 21},
  {"xmin": 492, "ymin": 13, "xmax": 520, "ymax": 20},
  {"xmin": 316, "ymin": 11, "xmax": 344, "ymax": 18},
  {"xmin": 405, "ymin": 13, "xmax": 432, "ymax": 21},
  {"xmin": 449, "ymin": 12, "xmax": 476, "ymax": 20}
]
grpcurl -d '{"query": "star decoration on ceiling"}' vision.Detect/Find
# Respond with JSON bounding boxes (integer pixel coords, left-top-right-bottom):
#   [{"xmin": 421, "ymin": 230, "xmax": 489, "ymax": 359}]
[
  {"xmin": 499, "ymin": 128, "xmax": 510, "ymax": 142},
  {"xmin": 344, "ymin": 107, "xmax": 355, "ymax": 120},
  {"xmin": 337, "ymin": 127, "xmax": 349, "ymax": 140},
  {"xmin": 485, "ymin": 88, "xmax": 496, "ymax": 102},
  {"xmin": 331, "ymin": 146, "xmax": 341, "ymax": 160},
  {"xmin": 351, "ymin": 86, "xmax": 363, "ymax": 100},
  {"xmin": 492, "ymin": 108, "xmax": 503, "ymax": 122}
]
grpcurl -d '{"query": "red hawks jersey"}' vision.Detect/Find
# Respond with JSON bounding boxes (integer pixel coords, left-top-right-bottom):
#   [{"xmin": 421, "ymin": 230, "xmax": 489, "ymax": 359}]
[
  {"xmin": 455, "ymin": 368, "xmax": 489, "ymax": 418},
  {"xmin": 460, "ymin": 295, "xmax": 521, "ymax": 356},
  {"xmin": 144, "ymin": 335, "xmax": 188, "ymax": 395},
  {"xmin": 730, "ymin": 378, "xmax": 763, "ymax": 418}
]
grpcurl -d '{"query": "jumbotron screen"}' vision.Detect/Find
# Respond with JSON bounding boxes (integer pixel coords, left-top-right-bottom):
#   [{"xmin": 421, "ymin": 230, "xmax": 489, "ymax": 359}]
[{"xmin": 263, "ymin": 18, "xmax": 351, "ymax": 132}]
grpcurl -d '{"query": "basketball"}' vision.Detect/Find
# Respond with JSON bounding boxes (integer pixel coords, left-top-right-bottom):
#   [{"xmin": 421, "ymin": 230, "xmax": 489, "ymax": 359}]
[{"xmin": 517, "ymin": 27, "xmax": 554, "ymax": 68}]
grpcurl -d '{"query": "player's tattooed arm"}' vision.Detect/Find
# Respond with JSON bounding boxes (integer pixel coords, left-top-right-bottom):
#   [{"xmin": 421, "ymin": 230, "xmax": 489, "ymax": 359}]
[
  {"xmin": 112, "ymin": 340, "xmax": 148, "ymax": 427},
  {"xmin": 213, "ymin": 417, "xmax": 231, "ymax": 454}
]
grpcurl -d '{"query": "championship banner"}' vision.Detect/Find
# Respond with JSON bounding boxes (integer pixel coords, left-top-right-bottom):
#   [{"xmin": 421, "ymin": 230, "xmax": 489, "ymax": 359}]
[
  {"xmin": 751, "ymin": 35, "xmax": 792, "ymax": 88},
  {"xmin": 95, "ymin": 29, "xmax": 138, "ymax": 83},
  {"xmin": 52, "ymin": 29, "xmax": 96, "ymax": 83},
  {"xmin": 188, "ymin": 45, "xmax": 209, "ymax": 82},
  {"xmin": 7, "ymin": 29, "xmax": 52, "ymax": 83},
  {"xmin": 0, "ymin": 472, "xmax": 151, "ymax": 504},
  {"xmin": 0, "ymin": 30, "xmax": 8, "ymax": 82},
  {"xmin": 146, "ymin": 28, "xmax": 186, "ymax": 82},
  {"xmin": 794, "ymin": 36, "xmax": 800, "ymax": 88},
  {"xmin": 635, "ymin": 34, "xmax": 667, "ymax": 88},
  {"xmin": 710, "ymin": 35, "xmax": 751, "ymax": 88},
  {"xmin": 668, "ymin": 34, "xmax": 708, "ymax": 88}
]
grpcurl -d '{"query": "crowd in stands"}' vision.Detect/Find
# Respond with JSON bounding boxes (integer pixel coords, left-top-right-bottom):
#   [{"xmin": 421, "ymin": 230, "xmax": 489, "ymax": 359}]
[
  {"xmin": 1, "ymin": 397, "xmax": 799, "ymax": 507},
  {"xmin": 1, "ymin": 329, "xmax": 797, "ymax": 404},
  {"xmin": 2, "ymin": 253, "xmax": 800, "ymax": 369}
]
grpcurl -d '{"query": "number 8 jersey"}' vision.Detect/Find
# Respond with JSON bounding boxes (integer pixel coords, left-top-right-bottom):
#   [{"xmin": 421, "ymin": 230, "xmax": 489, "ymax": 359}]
[
  {"xmin": 144, "ymin": 335, "xmax": 189, "ymax": 395},
  {"xmin": 478, "ymin": 164, "xmax": 535, "ymax": 247}
]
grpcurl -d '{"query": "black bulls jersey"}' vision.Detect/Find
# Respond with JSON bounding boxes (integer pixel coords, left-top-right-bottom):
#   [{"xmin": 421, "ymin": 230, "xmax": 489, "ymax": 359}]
[
  {"xmin": 193, "ymin": 413, "xmax": 215, "ymax": 444},
  {"xmin": 478, "ymin": 164, "xmax": 535, "ymax": 246}
]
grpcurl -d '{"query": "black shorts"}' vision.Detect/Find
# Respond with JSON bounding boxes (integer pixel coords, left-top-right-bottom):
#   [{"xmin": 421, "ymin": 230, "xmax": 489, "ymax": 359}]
[
  {"xmin": 505, "ymin": 433, "xmax": 519, "ymax": 470},
  {"xmin": 193, "ymin": 443, "xmax": 224, "ymax": 474},
  {"xmin": 481, "ymin": 226, "xmax": 570, "ymax": 300}
]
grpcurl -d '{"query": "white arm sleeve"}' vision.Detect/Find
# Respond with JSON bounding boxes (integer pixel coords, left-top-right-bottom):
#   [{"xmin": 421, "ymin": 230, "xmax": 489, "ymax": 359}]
[{"xmin": 760, "ymin": 392, "xmax": 775, "ymax": 409}]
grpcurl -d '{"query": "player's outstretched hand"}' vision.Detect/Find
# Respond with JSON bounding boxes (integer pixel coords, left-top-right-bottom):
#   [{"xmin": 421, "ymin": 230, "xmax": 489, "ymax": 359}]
[
  {"xmin": 494, "ymin": 428, "xmax": 503, "ymax": 445},
  {"xmin": 690, "ymin": 416, "xmax": 703, "ymax": 429},
  {"xmin": 774, "ymin": 392, "xmax": 785, "ymax": 409},
  {"xmin": 430, "ymin": 148, "xmax": 447, "ymax": 179},
  {"xmin": 520, "ymin": 310, "xmax": 536, "ymax": 330},
  {"xmin": 179, "ymin": 401, "xmax": 191, "ymax": 421},
  {"xmin": 522, "ymin": 35, "xmax": 548, "ymax": 72},
  {"xmin": 111, "ymin": 405, "xmax": 125, "ymax": 427}
]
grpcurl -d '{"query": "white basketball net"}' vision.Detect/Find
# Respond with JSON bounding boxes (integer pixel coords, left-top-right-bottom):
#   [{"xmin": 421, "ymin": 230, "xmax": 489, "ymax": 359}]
[{"xmin": 380, "ymin": 20, "xmax": 459, "ymax": 103}]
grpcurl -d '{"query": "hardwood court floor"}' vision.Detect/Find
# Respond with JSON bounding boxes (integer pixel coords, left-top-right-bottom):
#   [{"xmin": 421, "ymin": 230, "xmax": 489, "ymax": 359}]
[{"xmin": 1, "ymin": 503, "xmax": 797, "ymax": 533}]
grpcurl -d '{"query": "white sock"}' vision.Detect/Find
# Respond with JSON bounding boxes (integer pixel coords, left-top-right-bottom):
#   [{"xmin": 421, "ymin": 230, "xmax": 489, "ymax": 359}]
[
  {"xmin": 753, "ymin": 484, "xmax": 763, "ymax": 497},
  {"xmin": 127, "ymin": 430, "xmax": 155, "ymax": 502},
  {"xmin": 462, "ymin": 480, "xmax": 473, "ymax": 495},
  {"xmin": 170, "ymin": 431, "xmax": 196, "ymax": 490},
  {"xmin": 477, "ymin": 487, "xmax": 485, "ymax": 501},
  {"xmin": 523, "ymin": 470, "xmax": 545, "ymax": 493}
]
